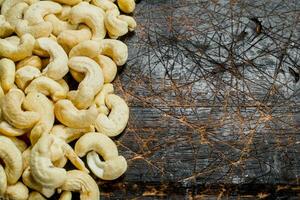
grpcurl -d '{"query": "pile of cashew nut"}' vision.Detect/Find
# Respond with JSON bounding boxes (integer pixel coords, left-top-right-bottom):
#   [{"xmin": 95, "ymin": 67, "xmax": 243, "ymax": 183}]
[{"xmin": 0, "ymin": 0, "xmax": 135, "ymax": 199}]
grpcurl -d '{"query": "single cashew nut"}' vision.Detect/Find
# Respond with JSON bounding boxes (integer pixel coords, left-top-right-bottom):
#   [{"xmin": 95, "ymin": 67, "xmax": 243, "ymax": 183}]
[
  {"xmin": 69, "ymin": 40, "xmax": 100, "ymax": 59},
  {"xmin": 4, "ymin": 35, "xmax": 20, "ymax": 46},
  {"xmin": 118, "ymin": 14, "xmax": 137, "ymax": 31},
  {"xmin": 68, "ymin": 56, "xmax": 104, "ymax": 109},
  {"xmin": 25, "ymin": 76, "xmax": 67, "ymax": 101},
  {"xmin": 15, "ymin": 66, "xmax": 41, "ymax": 90},
  {"xmin": 94, "ymin": 83, "xmax": 114, "ymax": 115},
  {"xmin": 22, "ymin": 167, "xmax": 56, "ymax": 198},
  {"xmin": 36, "ymin": 37, "xmax": 68, "ymax": 80},
  {"xmin": 4, "ymin": 181, "xmax": 29, "ymax": 200},
  {"xmin": 23, "ymin": 92, "xmax": 55, "ymax": 145},
  {"xmin": 1, "ymin": 0, "xmax": 38, "ymax": 16},
  {"xmin": 30, "ymin": 134, "xmax": 67, "ymax": 188},
  {"xmin": 52, "ymin": 0, "xmax": 81, "ymax": 6},
  {"xmin": 44, "ymin": 14, "xmax": 77, "ymax": 36},
  {"xmin": 16, "ymin": 55, "xmax": 42, "ymax": 70},
  {"xmin": 0, "ymin": 165, "xmax": 7, "ymax": 196},
  {"xmin": 53, "ymin": 156, "xmax": 68, "ymax": 168},
  {"xmin": 0, "ymin": 58, "xmax": 15, "ymax": 92},
  {"xmin": 94, "ymin": 55, "xmax": 117, "ymax": 83},
  {"xmin": 54, "ymin": 99, "xmax": 98, "ymax": 128},
  {"xmin": 99, "ymin": 39, "xmax": 128, "ymax": 66},
  {"xmin": 5, "ymin": 2, "xmax": 28, "ymax": 29},
  {"xmin": 69, "ymin": 2, "xmax": 106, "ymax": 40},
  {"xmin": 0, "ymin": 15, "xmax": 13, "ymax": 38},
  {"xmin": 28, "ymin": 191, "xmax": 47, "ymax": 200},
  {"xmin": 95, "ymin": 94, "xmax": 129, "ymax": 137},
  {"xmin": 24, "ymin": 1, "xmax": 62, "ymax": 25},
  {"xmin": 117, "ymin": 0, "xmax": 135, "ymax": 13},
  {"xmin": 0, "ymin": 136, "xmax": 23, "ymax": 185},
  {"xmin": 1, "ymin": 89, "xmax": 40, "ymax": 129},
  {"xmin": 15, "ymin": 20, "xmax": 53, "ymax": 39},
  {"xmin": 59, "ymin": 191, "xmax": 72, "ymax": 200},
  {"xmin": 59, "ymin": 170, "xmax": 99, "ymax": 200},
  {"xmin": 91, "ymin": 0, "xmax": 118, "ymax": 11},
  {"xmin": 0, "ymin": 33, "xmax": 35, "ymax": 61},
  {"xmin": 87, "ymin": 151, "xmax": 127, "ymax": 180},
  {"xmin": 104, "ymin": 9, "xmax": 127, "ymax": 39}
]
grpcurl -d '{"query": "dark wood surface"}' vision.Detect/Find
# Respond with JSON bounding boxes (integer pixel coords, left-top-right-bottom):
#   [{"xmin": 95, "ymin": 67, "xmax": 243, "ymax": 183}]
[{"xmin": 99, "ymin": 0, "xmax": 300, "ymax": 199}]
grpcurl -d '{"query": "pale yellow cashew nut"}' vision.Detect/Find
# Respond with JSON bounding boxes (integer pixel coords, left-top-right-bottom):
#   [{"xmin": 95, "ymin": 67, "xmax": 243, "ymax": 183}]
[
  {"xmin": 16, "ymin": 55, "xmax": 42, "ymax": 70},
  {"xmin": 0, "ymin": 121, "xmax": 26, "ymax": 136},
  {"xmin": 5, "ymin": 2, "xmax": 28, "ymax": 29},
  {"xmin": 54, "ymin": 99, "xmax": 98, "ymax": 129},
  {"xmin": 4, "ymin": 181, "xmax": 29, "ymax": 200},
  {"xmin": 56, "ymin": 5, "xmax": 71, "ymax": 21},
  {"xmin": 44, "ymin": 14, "xmax": 77, "ymax": 36},
  {"xmin": 1, "ymin": 89, "xmax": 40, "ymax": 129},
  {"xmin": 99, "ymin": 39, "xmax": 128, "ymax": 66},
  {"xmin": 57, "ymin": 79, "xmax": 69, "ymax": 93},
  {"xmin": 36, "ymin": 37, "xmax": 68, "ymax": 80},
  {"xmin": 0, "ymin": 15, "xmax": 13, "ymax": 38},
  {"xmin": 104, "ymin": 9, "xmax": 128, "ymax": 39},
  {"xmin": 95, "ymin": 94, "xmax": 129, "ymax": 137},
  {"xmin": 94, "ymin": 55, "xmax": 117, "ymax": 83},
  {"xmin": 52, "ymin": 0, "xmax": 81, "ymax": 6},
  {"xmin": 6, "ymin": 136, "xmax": 27, "ymax": 152},
  {"xmin": 1, "ymin": 0, "xmax": 38, "ymax": 16},
  {"xmin": 0, "ymin": 33, "xmax": 35, "ymax": 62},
  {"xmin": 22, "ymin": 147, "xmax": 31, "ymax": 170},
  {"xmin": 15, "ymin": 66, "xmax": 41, "ymax": 90},
  {"xmin": 15, "ymin": 20, "xmax": 53, "ymax": 39},
  {"xmin": 117, "ymin": 0, "xmax": 135, "ymax": 13},
  {"xmin": 68, "ymin": 56, "xmax": 104, "ymax": 109},
  {"xmin": 94, "ymin": 83, "xmax": 114, "ymax": 115},
  {"xmin": 59, "ymin": 170, "xmax": 99, "ymax": 200},
  {"xmin": 30, "ymin": 134, "xmax": 67, "ymax": 188},
  {"xmin": 59, "ymin": 191, "xmax": 72, "ymax": 200},
  {"xmin": 0, "ymin": 58, "xmax": 15, "ymax": 92},
  {"xmin": 91, "ymin": 0, "xmax": 118, "ymax": 11}
]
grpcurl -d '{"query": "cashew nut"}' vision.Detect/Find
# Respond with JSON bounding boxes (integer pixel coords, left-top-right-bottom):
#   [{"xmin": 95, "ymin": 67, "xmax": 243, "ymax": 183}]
[
  {"xmin": 94, "ymin": 55, "xmax": 117, "ymax": 83},
  {"xmin": 15, "ymin": 66, "xmax": 41, "ymax": 90},
  {"xmin": 94, "ymin": 83, "xmax": 114, "ymax": 115},
  {"xmin": 0, "ymin": 136, "xmax": 23, "ymax": 184},
  {"xmin": 54, "ymin": 99, "xmax": 98, "ymax": 128},
  {"xmin": 23, "ymin": 92, "xmax": 54, "ymax": 145},
  {"xmin": 118, "ymin": 14, "xmax": 137, "ymax": 31},
  {"xmin": 15, "ymin": 20, "xmax": 53, "ymax": 38},
  {"xmin": 1, "ymin": 0, "xmax": 38, "ymax": 16},
  {"xmin": 50, "ymin": 124, "xmax": 95, "ymax": 143},
  {"xmin": 87, "ymin": 151, "xmax": 127, "ymax": 180},
  {"xmin": 22, "ymin": 147, "xmax": 31, "ymax": 170},
  {"xmin": 4, "ymin": 35, "xmax": 20, "ymax": 46},
  {"xmin": 117, "ymin": 0, "xmax": 135, "ymax": 13},
  {"xmin": 22, "ymin": 167, "xmax": 56, "ymax": 198},
  {"xmin": 0, "ymin": 15, "xmax": 13, "ymax": 38},
  {"xmin": 68, "ymin": 56, "xmax": 104, "ymax": 109},
  {"xmin": 0, "ymin": 165, "xmax": 7, "ymax": 196},
  {"xmin": 1, "ymin": 89, "xmax": 40, "ymax": 129},
  {"xmin": 0, "ymin": 58, "xmax": 15, "ymax": 92},
  {"xmin": 56, "ymin": 5, "xmax": 71, "ymax": 20},
  {"xmin": 95, "ymin": 94, "xmax": 129, "ymax": 137},
  {"xmin": 6, "ymin": 136, "xmax": 27, "ymax": 152},
  {"xmin": 53, "ymin": 156, "xmax": 68, "ymax": 168},
  {"xmin": 24, "ymin": 1, "xmax": 62, "ymax": 25},
  {"xmin": 69, "ymin": 2, "xmax": 106, "ymax": 40},
  {"xmin": 57, "ymin": 79, "xmax": 69, "ymax": 93},
  {"xmin": 44, "ymin": 14, "xmax": 77, "ymax": 36},
  {"xmin": 16, "ymin": 55, "xmax": 42, "ymax": 70},
  {"xmin": 59, "ymin": 191, "xmax": 72, "ymax": 200},
  {"xmin": 52, "ymin": 0, "xmax": 81, "ymax": 6},
  {"xmin": 91, "ymin": 0, "xmax": 118, "ymax": 11},
  {"xmin": 5, "ymin": 2, "xmax": 28, "ymax": 29},
  {"xmin": 28, "ymin": 191, "xmax": 46, "ymax": 200},
  {"xmin": 30, "ymin": 134, "xmax": 67, "ymax": 188},
  {"xmin": 25, "ymin": 76, "xmax": 67, "ymax": 101},
  {"xmin": 69, "ymin": 40, "xmax": 100, "ymax": 59},
  {"xmin": 0, "ymin": 33, "xmax": 35, "ymax": 61},
  {"xmin": 36, "ymin": 37, "xmax": 68, "ymax": 80},
  {"xmin": 4, "ymin": 181, "xmax": 29, "ymax": 200},
  {"xmin": 99, "ymin": 39, "xmax": 128, "ymax": 66},
  {"xmin": 59, "ymin": 170, "xmax": 99, "ymax": 200}
]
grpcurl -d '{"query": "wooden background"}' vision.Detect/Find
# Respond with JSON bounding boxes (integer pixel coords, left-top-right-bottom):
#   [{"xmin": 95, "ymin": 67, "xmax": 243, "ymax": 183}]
[{"xmin": 89, "ymin": 0, "xmax": 300, "ymax": 199}]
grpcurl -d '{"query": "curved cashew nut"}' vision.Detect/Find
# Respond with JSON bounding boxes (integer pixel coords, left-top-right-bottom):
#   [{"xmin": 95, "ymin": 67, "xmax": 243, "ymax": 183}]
[
  {"xmin": 22, "ymin": 167, "xmax": 56, "ymax": 198},
  {"xmin": 44, "ymin": 14, "xmax": 77, "ymax": 36},
  {"xmin": 0, "ymin": 165, "xmax": 7, "ymax": 196},
  {"xmin": 117, "ymin": 0, "xmax": 135, "ymax": 13},
  {"xmin": 59, "ymin": 170, "xmax": 99, "ymax": 200},
  {"xmin": 69, "ymin": 2, "xmax": 106, "ymax": 40},
  {"xmin": 94, "ymin": 83, "xmax": 114, "ymax": 115},
  {"xmin": 69, "ymin": 40, "xmax": 100, "ymax": 58},
  {"xmin": 6, "ymin": 136, "xmax": 27, "ymax": 152},
  {"xmin": 15, "ymin": 66, "xmax": 41, "ymax": 90},
  {"xmin": 0, "ymin": 136, "xmax": 23, "ymax": 185},
  {"xmin": 28, "ymin": 191, "xmax": 47, "ymax": 200},
  {"xmin": 54, "ymin": 99, "xmax": 98, "ymax": 128},
  {"xmin": 99, "ymin": 39, "xmax": 128, "ymax": 66},
  {"xmin": 95, "ymin": 94, "xmax": 129, "ymax": 137},
  {"xmin": 104, "ymin": 9, "xmax": 128, "ymax": 39},
  {"xmin": 0, "ymin": 15, "xmax": 13, "ymax": 38},
  {"xmin": 50, "ymin": 124, "xmax": 95, "ymax": 143},
  {"xmin": 1, "ymin": 89, "xmax": 40, "ymax": 129},
  {"xmin": 5, "ymin": 2, "xmax": 28, "ymax": 29},
  {"xmin": 91, "ymin": 0, "xmax": 118, "ymax": 11},
  {"xmin": 36, "ymin": 37, "xmax": 68, "ymax": 80},
  {"xmin": 23, "ymin": 92, "xmax": 54, "ymax": 145},
  {"xmin": 30, "ymin": 134, "xmax": 67, "ymax": 188},
  {"xmin": 59, "ymin": 191, "xmax": 72, "ymax": 200},
  {"xmin": 25, "ymin": 76, "xmax": 67, "ymax": 101},
  {"xmin": 118, "ymin": 14, "xmax": 137, "ymax": 31},
  {"xmin": 24, "ymin": 1, "xmax": 62, "ymax": 25},
  {"xmin": 87, "ymin": 151, "xmax": 127, "ymax": 180},
  {"xmin": 94, "ymin": 55, "xmax": 117, "ymax": 83},
  {"xmin": 4, "ymin": 181, "xmax": 29, "ymax": 200},
  {"xmin": 53, "ymin": 156, "xmax": 68, "ymax": 168},
  {"xmin": 0, "ymin": 58, "xmax": 15, "ymax": 92},
  {"xmin": 16, "ymin": 55, "xmax": 42, "ymax": 70},
  {"xmin": 68, "ymin": 56, "xmax": 104, "ymax": 109},
  {"xmin": 0, "ymin": 33, "xmax": 35, "ymax": 61},
  {"xmin": 4, "ymin": 35, "xmax": 20, "ymax": 46},
  {"xmin": 56, "ymin": 5, "xmax": 71, "ymax": 21},
  {"xmin": 57, "ymin": 25, "xmax": 92, "ymax": 53},
  {"xmin": 52, "ymin": 0, "xmax": 81, "ymax": 6},
  {"xmin": 1, "ymin": 0, "xmax": 37, "ymax": 16},
  {"xmin": 16, "ymin": 20, "xmax": 53, "ymax": 39}
]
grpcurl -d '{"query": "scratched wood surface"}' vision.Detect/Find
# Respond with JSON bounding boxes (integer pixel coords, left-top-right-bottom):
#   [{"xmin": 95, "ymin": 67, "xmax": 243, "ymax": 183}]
[{"xmin": 66, "ymin": 0, "xmax": 300, "ymax": 199}]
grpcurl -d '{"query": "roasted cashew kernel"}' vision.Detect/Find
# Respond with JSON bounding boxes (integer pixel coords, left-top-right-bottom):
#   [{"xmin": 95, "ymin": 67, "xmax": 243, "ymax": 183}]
[
  {"xmin": 0, "ymin": 15, "xmax": 13, "ymax": 38},
  {"xmin": 94, "ymin": 83, "xmax": 114, "ymax": 115},
  {"xmin": 0, "ymin": 58, "xmax": 15, "ymax": 92},
  {"xmin": 0, "ymin": 136, "xmax": 23, "ymax": 184},
  {"xmin": 15, "ymin": 66, "xmax": 41, "ymax": 90},
  {"xmin": 59, "ymin": 170, "xmax": 99, "ymax": 200},
  {"xmin": 95, "ymin": 94, "xmax": 129, "ymax": 137},
  {"xmin": 54, "ymin": 99, "xmax": 98, "ymax": 128},
  {"xmin": 25, "ymin": 76, "xmax": 67, "ymax": 101},
  {"xmin": 68, "ymin": 56, "xmax": 104, "ymax": 109},
  {"xmin": 69, "ymin": 2, "xmax": 106, "ymax": 40},
  {"xmin": 4, "ymin": 181, "xmax": 29, "ymax": 200},
  {"xmin": 16, "ymin": 55, "xmax": 42, "ymax": 70},
  {"xmin": 30, "ymin": 134, "xmax": 67, "ymax": 188},
  {"xmin": 99, "ymin": 39, "xmax": 128, "ymax": 66},
  {"xmin": 36, "ymin": 37, "xmax": 68, "ymax": 80},
  {"xmin": 0, "ymin": 33, "xmax": 35, "ymax": 61},
  {"xmin": 117, "ymin": 0, "xmax": 135, "ymax": 13},
  {"xmin": 1, "ymin": 89, "xmax": 40, "ymax": 129}
]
